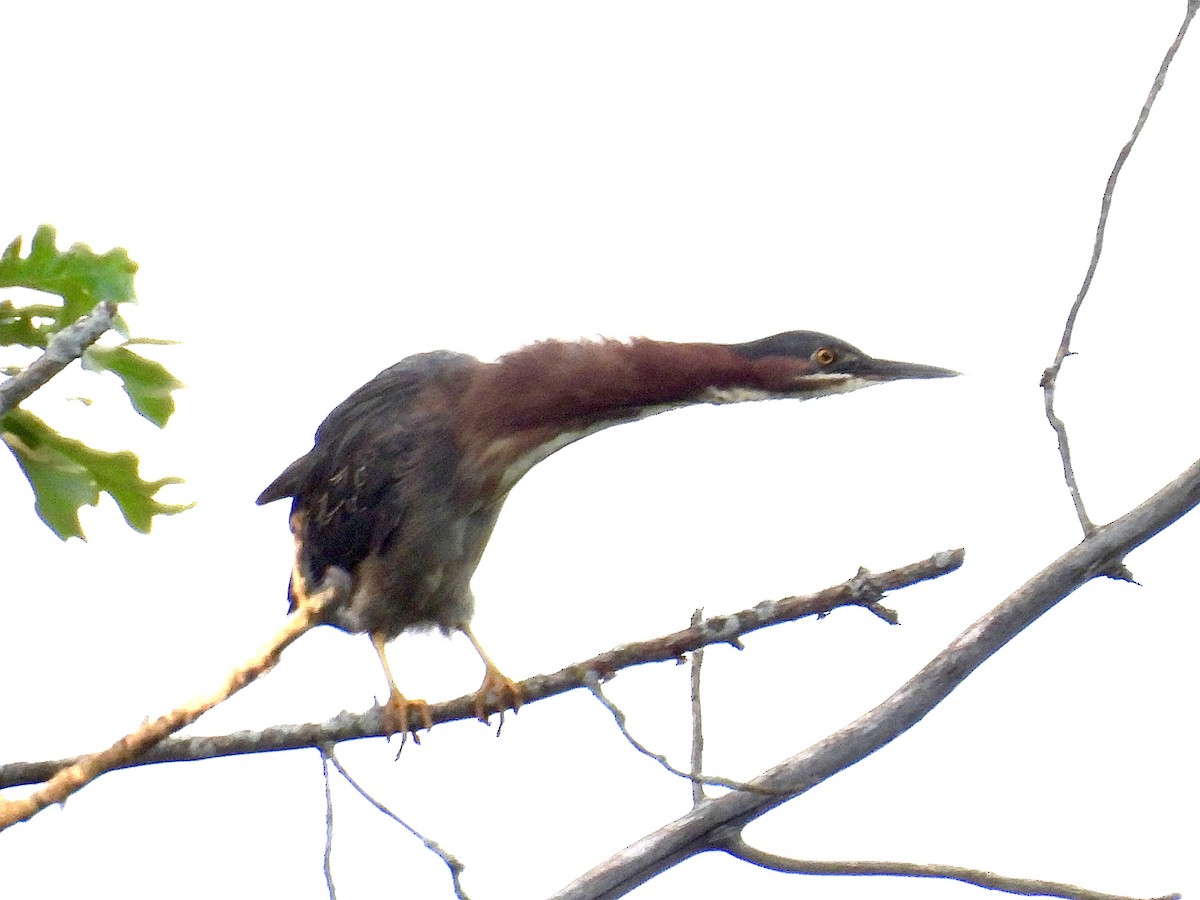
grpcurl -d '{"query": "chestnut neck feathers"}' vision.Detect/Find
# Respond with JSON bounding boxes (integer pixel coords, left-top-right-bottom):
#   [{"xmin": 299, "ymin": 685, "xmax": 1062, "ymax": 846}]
[
  {"xmin": 452, "ymin": 336, "xmax": 829, "ymax": 494},
  {"xmin": 460, "ymin": 338, "xmax": 812, "ymax": 434}
]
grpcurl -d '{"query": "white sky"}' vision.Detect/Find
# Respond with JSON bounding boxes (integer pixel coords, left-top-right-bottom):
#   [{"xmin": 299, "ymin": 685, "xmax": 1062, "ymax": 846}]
[{"xmin": 2, "ymin": 3, "xmax": 1197, "ymax": 899}]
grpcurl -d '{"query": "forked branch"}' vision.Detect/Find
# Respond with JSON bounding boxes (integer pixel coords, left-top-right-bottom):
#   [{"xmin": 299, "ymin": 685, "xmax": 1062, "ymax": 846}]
[{"xmin": 551, "ymin": 457, "xmax": 1200, "ymax": 900}]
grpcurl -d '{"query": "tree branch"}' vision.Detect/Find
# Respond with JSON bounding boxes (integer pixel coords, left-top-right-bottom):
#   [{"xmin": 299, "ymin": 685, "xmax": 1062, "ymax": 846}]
[
  {"xmin": 0, "ymin": 302, "xmax": 116, "ymax": 417},
  {"xmin": 549, "ymin": 457, "xmax": 1200, "ymax": 900},
  {"xmin": 720, "ymin": 837, "xmax": 1179, "ymax": 900},
  {"xmin": 1041, "ymin": 0, "xmax": 1199, "ymax": 538},
  {"xmin": 320, "ymin": 751, "xmax": 337, "ymax": 900},
  {"xmin": 0, "ymin": 572, "xmax": 345, "ymax": 830},
  {"xmin": 688, "ymin": 608, "xmax": 706, "ymax": 807},
  {"xmin": 325, "ymin": 748, "xmax": 468, "ymax": 900},
  {"xmin": 0, "ymin": 550, "xmax": 963, "ymax": 791},
  {"xmin": 584, "ymin": 675, "xmax": 779, "ymax": 796}
]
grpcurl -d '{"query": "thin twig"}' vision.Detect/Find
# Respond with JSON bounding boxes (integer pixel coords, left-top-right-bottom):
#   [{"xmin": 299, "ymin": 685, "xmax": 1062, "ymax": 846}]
[
  {"xmin": 688, "ymin": 608, "xmax": 705, "ymax": 807},
  {"xmin": 0, "ymin": 302, "xmax": 116, "ymax": 417},
  {"xmin": 584, "ymin": 675, "xmax": 780, "ymax": 796},
  {"xmin": 320, "ymin": 749, "xmax": 337, "ymax": 900},
  {"xmin": 586, "ymin": 584, "xmax": 897, "ymax": 798},
  {"xmin": 1, "ymin": 550, "xmax": 964, "ymax": 790},
  {"xmin": 0, "ymin": 572, "xmax": 346, "ymax": 830},
  {"xmin": 326, "ymin": 750, "xmax": 468, "ymax": 900},
  {"xmin": 1041, "ymin": 2, "xmax": 1199, "ymax": 539},
  {"xmin": 722, "ymin": 837, "xmax": 1179, "ymax": 900}
]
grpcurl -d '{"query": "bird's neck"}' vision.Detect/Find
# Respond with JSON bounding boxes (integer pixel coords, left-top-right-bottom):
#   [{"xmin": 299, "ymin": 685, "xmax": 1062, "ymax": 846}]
[{"xmin": 453, "ymin": 337, "xmax": 801, "ymax": 495}]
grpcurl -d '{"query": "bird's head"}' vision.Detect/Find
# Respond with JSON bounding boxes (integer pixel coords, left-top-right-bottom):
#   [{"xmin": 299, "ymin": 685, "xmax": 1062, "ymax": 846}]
[{"xmin": 717, "ymin": 330, "xmax": 958, "ymax": 402}]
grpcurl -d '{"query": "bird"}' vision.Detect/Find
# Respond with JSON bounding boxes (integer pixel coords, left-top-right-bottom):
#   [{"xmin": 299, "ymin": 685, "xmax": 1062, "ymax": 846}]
[{"xmin": 257, "ymin": 330, "xmax": 957, "ymax": 738}]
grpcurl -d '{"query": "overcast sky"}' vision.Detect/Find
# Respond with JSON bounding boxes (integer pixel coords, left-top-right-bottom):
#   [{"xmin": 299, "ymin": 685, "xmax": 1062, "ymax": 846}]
[{"xmin": 3, "ymin": 3, "xmax": 1197, "ymax": 899}]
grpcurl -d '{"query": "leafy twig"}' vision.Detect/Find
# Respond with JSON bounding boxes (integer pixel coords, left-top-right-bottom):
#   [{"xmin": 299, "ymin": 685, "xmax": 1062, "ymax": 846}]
[
  {"xmin": 0, "ymin": 301, "xmax": 115, "ymax": 416},
  {"xmin": 1, "ymin": 226, "xmax": 188, "ymax": 538}
]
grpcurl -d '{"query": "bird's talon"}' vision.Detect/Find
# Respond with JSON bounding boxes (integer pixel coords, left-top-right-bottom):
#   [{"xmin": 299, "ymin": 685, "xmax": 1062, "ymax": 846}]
[
  {"xmin": 381, "ymin": 691, "xmax": 432, "ymax": 742},
  {"xmin": 472, "ymin": 668, "xmax": 523, "ymax": 723}
]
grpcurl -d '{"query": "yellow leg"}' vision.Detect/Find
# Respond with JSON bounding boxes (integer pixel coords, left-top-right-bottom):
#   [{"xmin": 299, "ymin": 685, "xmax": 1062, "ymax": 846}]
[
  {"xmin": 459, "ymin": 624, "xmax": 522, "ymax": 723},
  {"xmin": 371, "ymin": 631, "xmax": 432, "ymax": 739}
]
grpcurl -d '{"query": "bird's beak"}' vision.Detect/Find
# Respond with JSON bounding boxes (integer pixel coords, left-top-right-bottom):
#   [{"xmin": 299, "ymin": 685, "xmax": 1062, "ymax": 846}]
[{"xmin": 856, "ymin": 357, "xmax": 960, "ymax": 382}]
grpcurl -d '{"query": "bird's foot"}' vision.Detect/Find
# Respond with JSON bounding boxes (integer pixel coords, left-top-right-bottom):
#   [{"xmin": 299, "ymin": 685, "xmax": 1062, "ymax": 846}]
[
  {"xmin": 471, "ymin": 664, "xmax": 522, "ymax": 726},
  {"xmin": 380, "ymin": 689, "xmax": 433, "ymax": 744}
]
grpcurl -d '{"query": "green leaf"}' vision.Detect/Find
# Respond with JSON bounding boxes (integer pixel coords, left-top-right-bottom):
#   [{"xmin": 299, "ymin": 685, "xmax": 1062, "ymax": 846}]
[
  {"xmin": 0, "ymin": 312, "xmax": 48, "ymax": 348},
  {"xmin": 1, "ymin": 301, "xmax": 62, "ymax": 319},
  {"xmin": 0, "ymin": 300, "xmax": 64, "ymax": 348},
  {"xmin": 111, "ymin": 310, "xmax": 132, "ymax": 340},
  {"xmin": 120, "ymin": 337, "xmax": 180, "ymax": 347},
  {"xmin": 2, "ymin": 235, "xmax": 21, "ymax": 263},
  {"xmin": 83, "ymin": 345, "xmax": 185, "ymax": 427},
  {"xmin": 1, "ymin": 407, "xmax": 192, "ymax": 540},
  {"xmin": 0, "ymin": 225, "xmax": 137, "ymax": 326}
]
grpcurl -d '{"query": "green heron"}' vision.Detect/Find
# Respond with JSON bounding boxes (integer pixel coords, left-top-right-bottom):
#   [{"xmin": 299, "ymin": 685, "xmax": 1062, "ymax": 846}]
[{"xmin": 257, "ymin": 331, "xmax": 956, "ymax": 737}]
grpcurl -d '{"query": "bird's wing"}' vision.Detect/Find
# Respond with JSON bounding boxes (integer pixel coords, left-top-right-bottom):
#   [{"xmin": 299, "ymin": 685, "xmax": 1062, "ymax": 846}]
[
  {"xmin": 257, "ymin": 351, "xmax": 477, "ymax": 587},
  {"xmin": 256, "ymin": 454, "xmax": 312, "ymax": 506}
]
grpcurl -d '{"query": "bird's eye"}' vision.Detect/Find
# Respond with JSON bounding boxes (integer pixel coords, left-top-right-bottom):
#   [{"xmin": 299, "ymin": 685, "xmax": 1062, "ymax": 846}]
[{"xmin": 813, "ymin": 347, "xmax": 837, "ymax": 366}]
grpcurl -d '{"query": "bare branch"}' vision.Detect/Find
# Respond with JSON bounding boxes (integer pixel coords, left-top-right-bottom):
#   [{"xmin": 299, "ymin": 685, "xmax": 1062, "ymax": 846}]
[
  {"xmin": 0, "ymin": 573, "xmax": 345, "ymax": 830},
  {"xmin": 586, "ymin": 583, "xmax": 901, "ymax": 797},
  {"xmin": 584, "ymin": 674, "xmax": 777, "ymax": 796},
  {"xmin": 0, "ymin": 549, "xmax": 962, "ymax": 791},
  {"xmin": 0, "ymin": 302, "xmax": 116, "ymax": 417},
  {"xmin": 320, "ymin": 750, "xmax": 337, "ymax": 900},
  {"xmin": 721, "ymin": 837, "xmax": 1180, "ymax": 900},
  {"xmin": 688, "ymin": 608, "xmax": 705, "ymax": 807},
  {"xmin": 326, "ymin": 749, "xmax": 468, "ymax": 900},
  {"xmin": 1041, "ymin": 2, "xmax": 1199, "ymax": 538},
  {"xmin": 549, "ymin": 458, "xmax": 1200, "ymax": 900}
]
